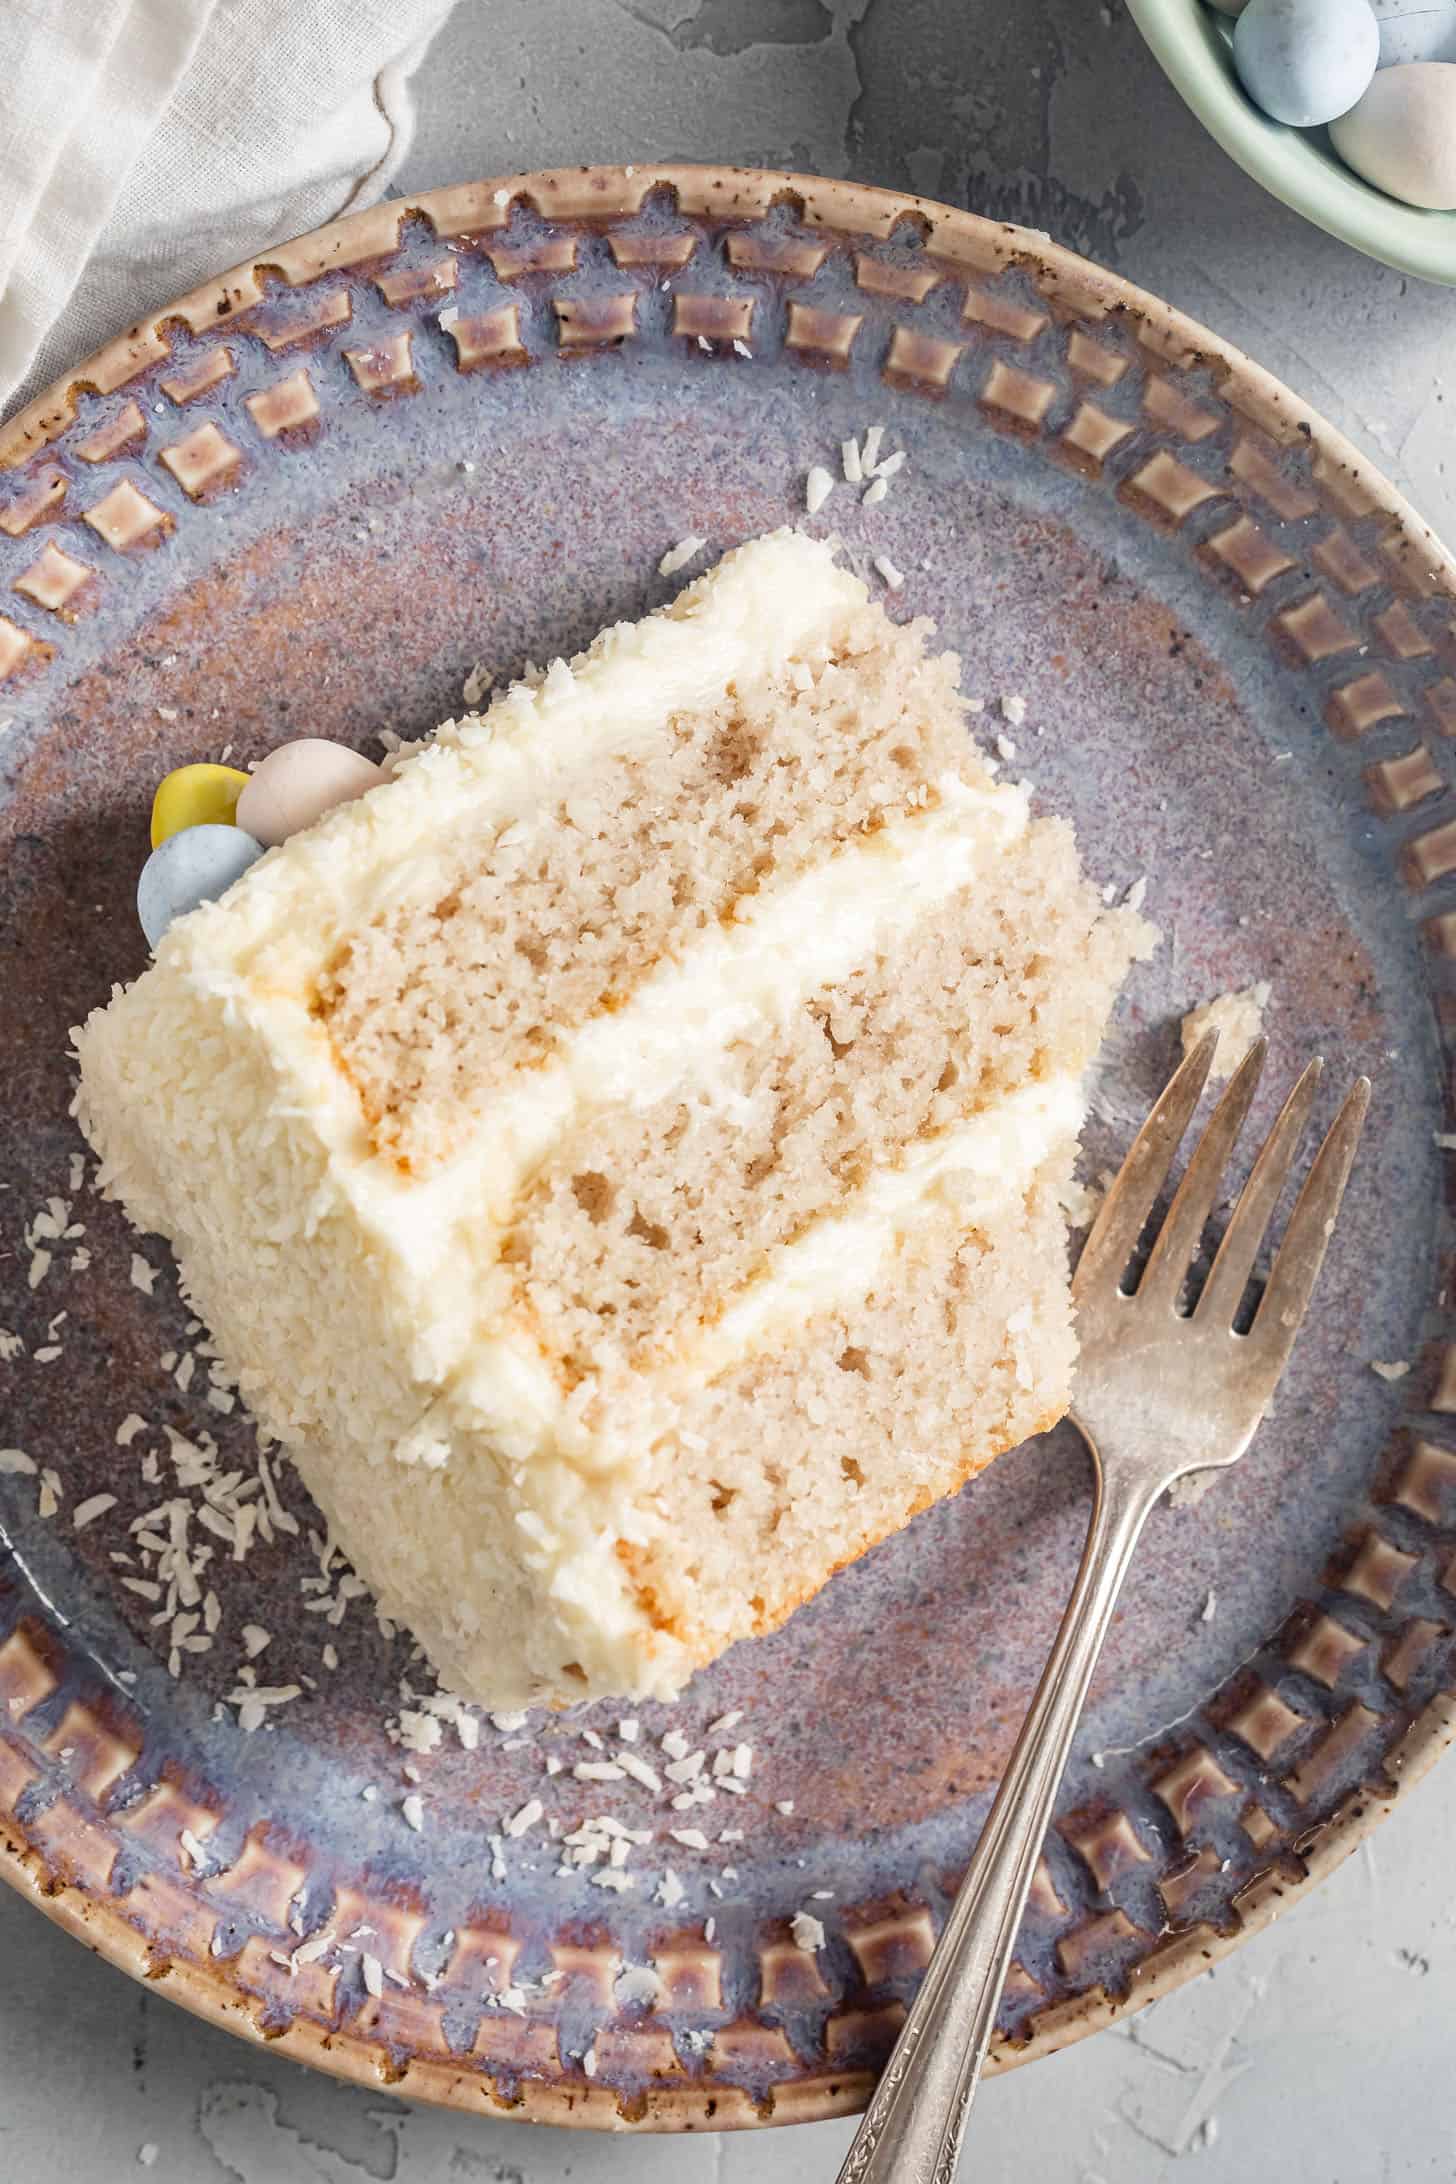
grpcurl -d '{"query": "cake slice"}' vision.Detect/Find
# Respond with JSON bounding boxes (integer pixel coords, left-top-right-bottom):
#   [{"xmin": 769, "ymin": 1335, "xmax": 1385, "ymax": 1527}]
[{"xmin": 73, "ymin": 532, "xmax": 1151, "ymax": 1708}]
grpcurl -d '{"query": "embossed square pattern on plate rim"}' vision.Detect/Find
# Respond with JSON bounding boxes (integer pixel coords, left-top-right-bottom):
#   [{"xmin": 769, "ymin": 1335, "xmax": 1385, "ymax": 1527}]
[{"xmin": 0, "ymin": 166, "xmax": 1454, "ymax": 2132}]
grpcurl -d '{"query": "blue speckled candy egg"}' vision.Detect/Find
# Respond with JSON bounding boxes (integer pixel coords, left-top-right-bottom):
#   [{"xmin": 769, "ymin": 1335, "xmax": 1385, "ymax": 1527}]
[
  {"xmin": 1373, "ymin": 0, "xmax": 1456, "ymax": 66},
  {"xmin": 1234, "ymin": 0, "xmax": 1379, "ymax": 123},
  {"xmin": 137, "ymin": 824, "xmax": 264, "ymax": 950}
]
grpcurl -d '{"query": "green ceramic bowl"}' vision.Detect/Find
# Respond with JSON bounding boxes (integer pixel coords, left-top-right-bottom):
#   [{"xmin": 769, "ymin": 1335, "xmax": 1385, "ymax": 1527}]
[{"xmin": 1128, "ymin": 0, "xmax": 1456, "ymax": 282}]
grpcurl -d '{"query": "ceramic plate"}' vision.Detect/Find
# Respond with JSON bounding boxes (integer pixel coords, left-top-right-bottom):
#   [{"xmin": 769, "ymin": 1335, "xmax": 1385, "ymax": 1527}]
[{"xmin": 2, "ymin": 167, "xmax": 1454, "ymax": 2133}]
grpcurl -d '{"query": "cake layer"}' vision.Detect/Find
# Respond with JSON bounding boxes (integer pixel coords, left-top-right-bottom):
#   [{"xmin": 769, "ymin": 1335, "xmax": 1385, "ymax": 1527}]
[
  {"xmin": 388, "ymin": 769, "xmax": 1027, "ymax": 1260},
  {"xmin": 506, "ymin": 810, "xmax": 1131, "ymax": 1375},
  {"xmin": 312, "ymin": 543, "xmax": 980, "ymax": 1173},
  {"xmin": 616, "ymin": 1170, "xmax": 1082, "ymax": 1670},
  {"xmin": 73, "ymin": 531, "xmax": 1154, "ymax": 1707}
]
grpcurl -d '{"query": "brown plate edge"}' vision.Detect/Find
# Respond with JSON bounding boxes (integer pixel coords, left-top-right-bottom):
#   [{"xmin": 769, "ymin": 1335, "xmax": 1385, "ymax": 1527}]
[{"xmin": 3, "ymin": 1697, "xmax": 1448, "ymax": 2130}]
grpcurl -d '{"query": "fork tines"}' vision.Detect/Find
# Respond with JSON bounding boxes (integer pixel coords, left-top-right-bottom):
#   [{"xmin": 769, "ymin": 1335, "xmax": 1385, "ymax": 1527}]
[{"xmin": 1074, "ymin": 1031, "xmax": 1370, "ymax": 1354}]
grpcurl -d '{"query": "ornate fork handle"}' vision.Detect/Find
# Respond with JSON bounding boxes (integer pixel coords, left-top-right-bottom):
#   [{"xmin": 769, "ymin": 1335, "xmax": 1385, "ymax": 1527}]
[
  {"xmin": 836, "ymin": 1442, "xmax": 1162, "ymax": 2184},
  {"xmin": 836, "ymin": 1040, "xmax": 1368, "ymax": 2183}
]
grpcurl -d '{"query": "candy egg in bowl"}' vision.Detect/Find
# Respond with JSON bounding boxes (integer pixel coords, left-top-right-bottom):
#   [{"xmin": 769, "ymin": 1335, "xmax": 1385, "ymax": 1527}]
[{"xmin": 1128, "ymin": 0, "xmax": 1456, "ymax": 280}]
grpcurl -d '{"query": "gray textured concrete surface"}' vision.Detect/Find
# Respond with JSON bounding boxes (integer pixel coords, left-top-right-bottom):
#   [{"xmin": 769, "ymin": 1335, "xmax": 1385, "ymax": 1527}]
[{"xmin": 4, "ymin": 3, "xmax": 1455, "ymax": 2177}]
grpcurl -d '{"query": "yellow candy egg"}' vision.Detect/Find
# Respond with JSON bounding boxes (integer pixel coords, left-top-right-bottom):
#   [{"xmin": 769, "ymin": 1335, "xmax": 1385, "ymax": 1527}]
[{"xmin": 150, "ymin": 763, "xmax": 251, "ymax": 849}]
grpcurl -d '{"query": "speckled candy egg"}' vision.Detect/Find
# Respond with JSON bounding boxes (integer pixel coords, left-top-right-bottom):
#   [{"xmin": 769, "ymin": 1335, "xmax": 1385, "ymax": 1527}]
[
  {"xmin": 1373, "ymin": 0, "xmax": 1456, "ymax": 66},
  {"xmin": 137, "ymin": 824, "xmax": 264, "ymax": 950},
  {"xmin": 1331, "ymin": 61, "xmax": 1456, "ymax": 204},
  {"xmin": 1234, "ymin": 0, "xmax": 1379, "ymax": 123},
  {"xmin": 149, "ymin": 761, "xmax": 250, "ymax": 848},
  {"xmin": 235, "ymin": 738, "xmax": 383, "ymax": 849}
]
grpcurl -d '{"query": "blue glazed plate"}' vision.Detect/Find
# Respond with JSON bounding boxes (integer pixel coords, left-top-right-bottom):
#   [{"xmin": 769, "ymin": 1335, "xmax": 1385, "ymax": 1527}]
[{"xmin": 0, "ymin": 167, "xmax": 1453, "ymax": 2129}]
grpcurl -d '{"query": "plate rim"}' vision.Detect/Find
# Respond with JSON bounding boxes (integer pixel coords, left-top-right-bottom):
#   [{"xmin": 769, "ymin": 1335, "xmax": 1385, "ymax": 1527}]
[
  {"xmin": 2, "ymin": 160, "xmax": 1454, "ymax": 2131},
  {"xmin": 0, "ymin": 1740, "xmax": 1443, "ymax": 2128}
]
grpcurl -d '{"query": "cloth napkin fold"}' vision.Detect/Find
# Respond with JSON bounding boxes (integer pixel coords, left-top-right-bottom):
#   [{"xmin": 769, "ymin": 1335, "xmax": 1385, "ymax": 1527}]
[{"xmin": 0, "ymin": 0, "xmax": 456, "ymax": 420}]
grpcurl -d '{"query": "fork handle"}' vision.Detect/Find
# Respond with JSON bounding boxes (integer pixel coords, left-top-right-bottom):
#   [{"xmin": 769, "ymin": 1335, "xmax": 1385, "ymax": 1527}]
[{"xmin": 835, "ymin": 1441, "xmax": 1161, "ymax": 2184}]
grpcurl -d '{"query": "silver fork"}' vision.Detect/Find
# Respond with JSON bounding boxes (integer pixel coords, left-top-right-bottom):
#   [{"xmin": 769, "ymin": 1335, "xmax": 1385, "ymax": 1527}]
[{"xmin": 835, "ymin": 1032, "xmax": 1370, "ymax": 2184}]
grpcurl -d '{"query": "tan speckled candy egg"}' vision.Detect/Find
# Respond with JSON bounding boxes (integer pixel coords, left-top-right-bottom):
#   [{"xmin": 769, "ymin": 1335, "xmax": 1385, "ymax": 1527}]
[
  {"xmin": 235, "ymin": 738, "xmax": 384, "ymax": 848},
  {"xmin": 1330, "ymin": 61, "xmax": 1456, "ymax": 207}
]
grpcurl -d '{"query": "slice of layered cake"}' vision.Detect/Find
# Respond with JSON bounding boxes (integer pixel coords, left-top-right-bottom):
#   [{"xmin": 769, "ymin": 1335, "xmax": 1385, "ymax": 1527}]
[{"xmin": 73, "ymin": 532, "xmax": 1151, "ymax": 1707}]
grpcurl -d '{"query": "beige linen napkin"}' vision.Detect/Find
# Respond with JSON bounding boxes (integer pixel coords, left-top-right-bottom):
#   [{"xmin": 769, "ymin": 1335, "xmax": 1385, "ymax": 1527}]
[{"xmin": 0, "ymin": 0, "xmax": 456, "ymax": 418}]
